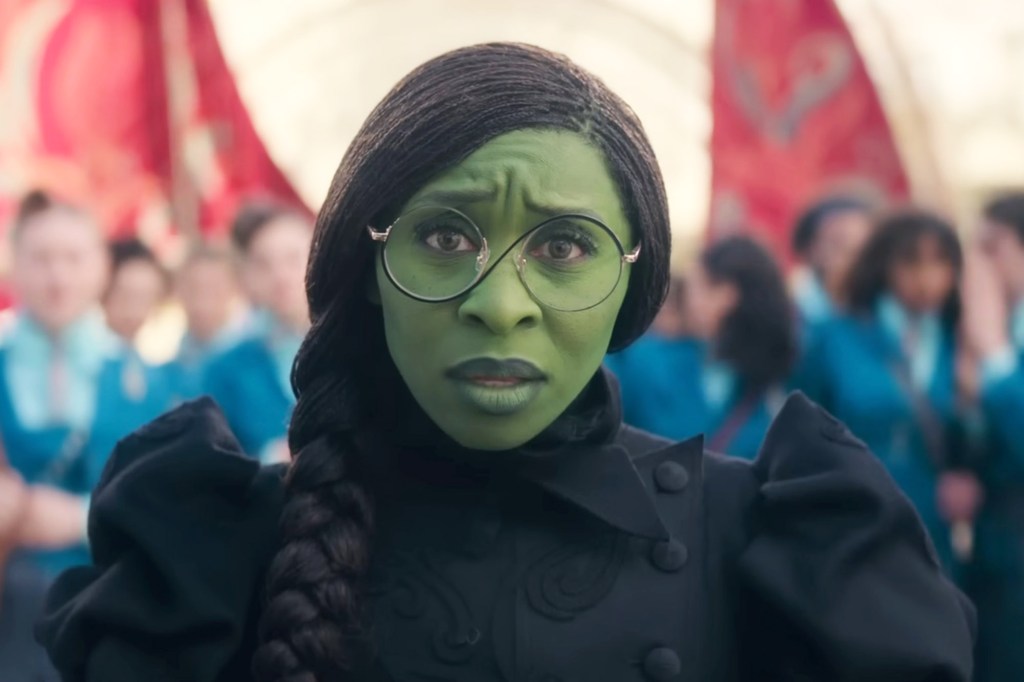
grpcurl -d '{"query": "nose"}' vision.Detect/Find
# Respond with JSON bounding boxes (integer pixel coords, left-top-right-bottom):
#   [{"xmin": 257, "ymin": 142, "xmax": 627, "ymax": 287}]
[{"xmin": 457, "ymin": 256, "xmax": 541, "ymax": 335}]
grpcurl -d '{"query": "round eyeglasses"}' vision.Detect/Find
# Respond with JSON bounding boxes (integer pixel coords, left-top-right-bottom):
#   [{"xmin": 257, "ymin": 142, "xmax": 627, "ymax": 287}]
[{"xmin": 367, "ymin": 206, "xmax": 641, "ymax": 312}]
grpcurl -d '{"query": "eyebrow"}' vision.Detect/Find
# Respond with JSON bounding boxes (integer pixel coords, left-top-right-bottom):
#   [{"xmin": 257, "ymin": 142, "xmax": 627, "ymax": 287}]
[{"xmin": 412, "ymin": 186, "xmax": 604, "ymax": 221}]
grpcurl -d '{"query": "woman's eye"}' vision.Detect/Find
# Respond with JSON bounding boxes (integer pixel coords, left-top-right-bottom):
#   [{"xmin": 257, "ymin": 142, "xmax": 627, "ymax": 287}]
[
  {"xmin": 424, "ymin": 228, "xmax": 475, "ymax": 252},
  {"xmin": 532, "ymin": 237, "xmax": 586, "ymax": 261}
]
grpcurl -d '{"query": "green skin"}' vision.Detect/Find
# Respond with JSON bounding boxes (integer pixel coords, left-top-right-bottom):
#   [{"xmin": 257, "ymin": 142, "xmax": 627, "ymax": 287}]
[{"xmin": 371, "ymin": 129, "xmax": 636, "ymax": 451}]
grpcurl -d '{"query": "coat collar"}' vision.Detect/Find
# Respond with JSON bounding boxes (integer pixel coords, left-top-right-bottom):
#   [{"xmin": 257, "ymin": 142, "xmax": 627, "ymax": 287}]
[{"xmin": 371, "ymin": 367, "xmax": 674, "ymax": 541}]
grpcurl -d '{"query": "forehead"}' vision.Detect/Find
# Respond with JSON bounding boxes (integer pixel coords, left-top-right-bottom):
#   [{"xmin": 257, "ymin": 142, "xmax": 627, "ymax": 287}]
[
  {"xmin": 249, "ymin": 216, "xmax": 312, "ymax": 250},
  {"xmin": 402, "ymin": 129, "xmax": 627, "ymax": 227},
  {"xmin": 17, "ymin": 209, "xmax": 103, "ymax": 250}
]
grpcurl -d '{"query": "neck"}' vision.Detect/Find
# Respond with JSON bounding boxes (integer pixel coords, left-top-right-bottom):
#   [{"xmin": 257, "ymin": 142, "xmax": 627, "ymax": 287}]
[{"xmin": 25, "ymin": 310, "xmax": 91, "ymax": 341}]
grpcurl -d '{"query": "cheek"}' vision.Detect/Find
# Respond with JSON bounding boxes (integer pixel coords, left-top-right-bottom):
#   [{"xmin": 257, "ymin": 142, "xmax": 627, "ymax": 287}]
[
  {"xmin": 378, "ymin": 281, "xmax": 451, "ymax": 363},
  {"xmin": 546, "ymin": 287, "xmax": 625, "ymax": 362}
]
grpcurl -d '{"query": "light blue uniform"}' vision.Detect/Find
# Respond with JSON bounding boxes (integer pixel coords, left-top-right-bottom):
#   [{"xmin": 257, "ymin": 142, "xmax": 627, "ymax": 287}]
[
  {"xmin": 164, "ymin": 318, "xmax": 248, "ymax": 404},
  {"xmin": 794, "ymin": 295, "xmax": 959, "ymax": 574},
  {"xmin": 605, "ymin": 335, "xmax": 784, "ymax": 459},
  {"xmin": 0, "ymin": 312, "xmax": 171, "ymax": 575},
  {"xmin": 202, "ymin": 311, "xmax": 302, "ymax": 461}
]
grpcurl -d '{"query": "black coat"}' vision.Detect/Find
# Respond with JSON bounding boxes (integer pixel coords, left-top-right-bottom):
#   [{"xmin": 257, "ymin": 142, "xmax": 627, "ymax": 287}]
[{"xmin": 37, "ymin": 375, "xmax": 975, "ymax": 681}]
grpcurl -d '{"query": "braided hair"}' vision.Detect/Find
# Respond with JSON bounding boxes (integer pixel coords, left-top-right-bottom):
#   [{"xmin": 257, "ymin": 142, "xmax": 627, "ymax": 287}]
[{"xmin": 252, "ymin": 42, "xmax": 672, "ymax": 681}]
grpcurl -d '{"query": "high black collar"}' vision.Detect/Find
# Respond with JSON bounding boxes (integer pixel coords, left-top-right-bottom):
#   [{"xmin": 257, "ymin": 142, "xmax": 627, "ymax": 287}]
[{"xmin": 367, "ymin": 368, "xmax": 672, "ymax": 541}]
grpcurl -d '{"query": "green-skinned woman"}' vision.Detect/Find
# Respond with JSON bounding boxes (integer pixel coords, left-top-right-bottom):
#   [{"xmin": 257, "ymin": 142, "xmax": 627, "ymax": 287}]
[{"xmin": 38, "ymin": 44, "xmax": 974, "ymax": 682}]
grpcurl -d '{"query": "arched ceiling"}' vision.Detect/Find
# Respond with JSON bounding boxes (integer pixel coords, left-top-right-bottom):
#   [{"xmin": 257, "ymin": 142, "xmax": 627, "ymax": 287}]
[{"xmin": 209, "ymin": 0, "xmax": 1024, "ymax": 252}]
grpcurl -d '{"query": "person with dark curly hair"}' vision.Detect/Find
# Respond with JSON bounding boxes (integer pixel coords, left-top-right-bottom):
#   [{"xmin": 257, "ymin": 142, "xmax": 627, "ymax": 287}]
[
  {"xmin": 607, "ymin": 236, "xmax": 796, "ymax": 459},
  {"xmin": 795, "ymin": 209, "xmax": 982, "ymax": 581},
  {"xmin": 38, "ymin": 44, "xmax": 973, "ymax": 682}
]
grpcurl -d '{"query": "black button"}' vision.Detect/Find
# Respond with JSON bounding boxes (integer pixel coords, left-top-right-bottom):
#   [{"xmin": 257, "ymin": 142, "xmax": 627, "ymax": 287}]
[
  {"xmin": 643, "ymin": 646, "xmax": 681, "ymax": 680},
  {"xmin": 651, "ymin": 539, "xmax": 688, "ymax": 572},
  {"xmin": 654, "ymin": 461, "xmax": 689, "ymax": 493}
]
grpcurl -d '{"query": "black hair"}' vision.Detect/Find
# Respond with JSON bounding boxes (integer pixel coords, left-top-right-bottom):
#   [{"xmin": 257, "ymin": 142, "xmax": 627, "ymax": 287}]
[
  {"xmin": 983, "ymin": 192, "xmax": 1024, "ymax": 245},
  {"xmin": 252, "ymin": 43, "xmax": 672, "ymax": 682},
  {"xmin": 106, "ymin": 237, "xmax": 169, "ymax": 299},
  {"xmin": 701, "ymin": 236, "xmax": 796, "ymax": 390},
  {"xmin": 230, "ymin": 199, "xmax": 310, "ymax": 254},
  {"xmin": 846, "ymin": 209, "xmax": 963, "ymax": 327},
  {"xmin": 791, "ymin": 195, "xmax": 874, "ymax": 257}
]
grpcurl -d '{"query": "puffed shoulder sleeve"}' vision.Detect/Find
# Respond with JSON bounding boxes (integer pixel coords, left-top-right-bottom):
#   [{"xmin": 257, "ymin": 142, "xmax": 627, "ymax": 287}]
[
  {"xmin": 736, "ymin": 392, "xmax": 975, "ymax": 681},
  {"xmin": 36, "ymin": 397, "xmax": 286, "ymax": 682}
]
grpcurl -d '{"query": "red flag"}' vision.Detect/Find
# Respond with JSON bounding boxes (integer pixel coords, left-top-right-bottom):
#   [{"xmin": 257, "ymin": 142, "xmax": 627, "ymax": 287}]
[
  {"xmin": 709, "ymin": 0, "xmax": 909, "ymax": 262},
  {"xmin": 0, "ymin": 0, "xmax": 305, "ymax": 242}
]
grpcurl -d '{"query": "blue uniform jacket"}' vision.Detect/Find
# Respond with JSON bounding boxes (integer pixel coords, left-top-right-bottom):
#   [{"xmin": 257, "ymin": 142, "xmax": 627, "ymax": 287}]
[
  {"xmin": 793, "ymin": 311, "xmax": 959, "ymax": 573},
  {"xmin": 605, "ymin": 336, "xmax": 782, "ymax": 460}
]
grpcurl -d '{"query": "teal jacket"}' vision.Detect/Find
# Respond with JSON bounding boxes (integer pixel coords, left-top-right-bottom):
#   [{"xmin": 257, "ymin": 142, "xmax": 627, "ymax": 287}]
[{"xmin": 606, "ymin": 335, "xmax": 783, "ymax": 460}]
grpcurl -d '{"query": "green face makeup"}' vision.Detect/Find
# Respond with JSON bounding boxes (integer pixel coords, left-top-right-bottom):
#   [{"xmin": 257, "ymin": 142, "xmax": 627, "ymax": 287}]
[{"xmin": 374, "ymin": 129, "xmax": 635, "ymax": 451}]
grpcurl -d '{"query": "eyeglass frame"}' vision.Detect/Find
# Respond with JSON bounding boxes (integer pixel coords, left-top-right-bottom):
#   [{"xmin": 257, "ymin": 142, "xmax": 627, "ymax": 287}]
[{"xmin": 366, "ymin": 206, "xmax": 642, "ymax": 312}]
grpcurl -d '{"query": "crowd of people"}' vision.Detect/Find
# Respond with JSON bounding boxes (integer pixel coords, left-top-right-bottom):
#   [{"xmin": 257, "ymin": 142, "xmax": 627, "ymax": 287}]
[
  {"xmin": 0, "ymin": 179, "xmax": 1020, "ymax": 679},
  {"xmin": 0, "ymin": 190, "xmax": 313, "ymax": 678},
  {"xmin": 609, "ymin": 191, "xmax": 1024, "ymax": 682}
]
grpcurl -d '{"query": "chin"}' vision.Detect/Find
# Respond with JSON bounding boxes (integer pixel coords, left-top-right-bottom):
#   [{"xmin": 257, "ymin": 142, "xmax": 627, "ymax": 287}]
[{"xmin": 447, "ymin": 422, "xmax": 541, "ymax": 453}]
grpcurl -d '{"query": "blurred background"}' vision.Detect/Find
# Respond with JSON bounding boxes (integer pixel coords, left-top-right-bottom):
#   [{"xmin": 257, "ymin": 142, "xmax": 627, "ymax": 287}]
[{"xmin": 1, "ymin": 0, "xmax": 1023, "ymax": 680}]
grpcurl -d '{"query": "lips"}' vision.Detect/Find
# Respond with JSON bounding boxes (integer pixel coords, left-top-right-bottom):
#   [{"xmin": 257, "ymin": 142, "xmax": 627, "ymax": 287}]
[{"xmin": 445, "ymin": 358, "xmax": 547, "ymax": 385}]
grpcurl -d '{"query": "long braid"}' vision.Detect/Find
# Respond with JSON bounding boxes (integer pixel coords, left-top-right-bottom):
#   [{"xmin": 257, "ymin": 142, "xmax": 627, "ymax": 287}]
[{"xmin": 251, "ymin": 330, "xmax": 376, "ymax": 681}]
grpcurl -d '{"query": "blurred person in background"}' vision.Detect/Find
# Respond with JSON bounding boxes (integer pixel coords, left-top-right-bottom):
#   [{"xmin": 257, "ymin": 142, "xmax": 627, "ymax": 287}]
[
  {"xmin": 648, "ymin": 275, "xmax": 688, "ymax": 338},
  {"xmin": 795, "ymin": 209, "xmax": 981, "ymax": 580},
  {"xmin": 0, "ymin": 192, "xmax": 169, "ymax": 681},
  {"xmin": 165, "ymin": 245, "xmax": 245, "ymax": 402},
  {"xmin": 203, "ymin": 200, "xmax": 312, "ymax": 462},
  {"xmin": 790, "ymin": 195, "xmax": 875, "ymax": 331},
  {"xmin": 959, "ymin": 191, "xmax": 1024, "ymax": 682},
  {"xmin": 102, "ymin": 237, "xmax": 170, "ymax": 346},
  {"xmin": 607, "ymin": 237, "xmax": 796, "ymax": 458}
]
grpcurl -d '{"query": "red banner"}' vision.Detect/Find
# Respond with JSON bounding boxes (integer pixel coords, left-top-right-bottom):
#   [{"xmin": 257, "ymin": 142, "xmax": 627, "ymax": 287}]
[
  {"xmin": 0, "ymin": 0, "xmax": 305, "ymax": 242},
  {"xmin": 709, "ymin": 0, "xmax": 909, "ymax": 262}
]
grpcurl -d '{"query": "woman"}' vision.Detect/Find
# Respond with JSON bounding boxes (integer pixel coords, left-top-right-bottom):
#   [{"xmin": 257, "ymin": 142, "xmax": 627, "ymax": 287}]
[
  {"xmin": 790, "ymin": 195, "xmax": 875, "ymax": 329},
  {"xmin": 164, "ymin": 245, "xmax": 246, "ymax": 403},
  {"xmin": 202, "ymin": 201, "xmax": 312, "ymax": 461},
  {"xmin": 608, "ymin": 237, "xmax": 796, "ymax": 458},
  {"xmin": 103, "ymin": 237, "xmax": 170, "ymax": 347},
  {"xmin": 959, "ymin": 193, "xmax": 1024, "ymax": 682},
  {"xmin": 0, "ymin": 192, "xmax": 169, "ymax": 680},
  {"xmin": 39, "ymin": 45, "xmax": 973, "ymax": 682},
  {"xmin": 795, "ymin": 210, "xmax": 979, "ymax": 578}
]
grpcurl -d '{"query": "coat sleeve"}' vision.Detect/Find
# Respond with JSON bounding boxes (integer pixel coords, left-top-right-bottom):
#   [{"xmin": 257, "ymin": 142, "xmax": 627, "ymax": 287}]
[
  {"xmin": 35, "ymin": 398, "xmax": 286, "ymax": 682},
  {"xmin": 736, "ymin": 392, "xmax": 975, "ymax": 681}
]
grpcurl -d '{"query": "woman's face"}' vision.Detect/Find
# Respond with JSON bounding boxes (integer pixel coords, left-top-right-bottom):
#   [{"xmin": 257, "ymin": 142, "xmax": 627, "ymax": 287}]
[
  {"xmin": 12, "ymin": 209, "xmax": 108, "ymax": 333},
  {"xmin": 241, "ymin": 215, "xmax": 312, "ymax": 327},
  {"xmin": 177, "ymin": 259, "xmax": 237, "ymax": 342},
  {"xmin": 684, "ymin": 264, "xmax": 737, "ymax": 341},
  {"xmin": 104, "ymin": 260, "xmax": 166, "ymax": 341},
  {"xmin": 374, "ymin": 129, "xmax": 634, "ymax": 451},
  {"xmin": 887, "ymin": 235, "xmax": 957, "ymax": 315}
]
